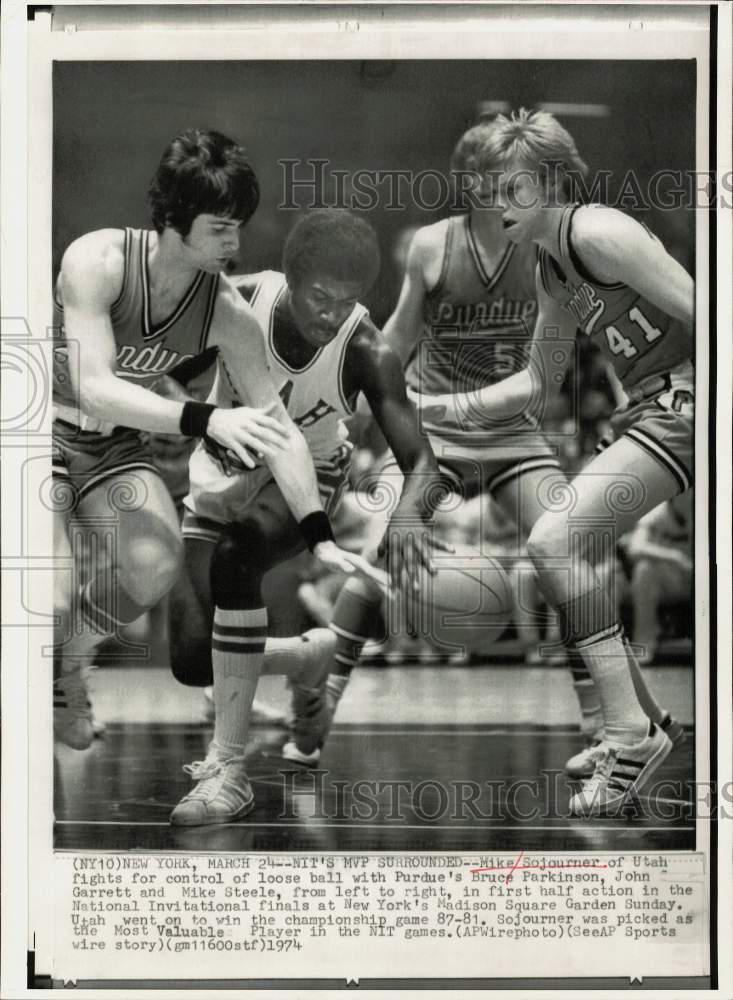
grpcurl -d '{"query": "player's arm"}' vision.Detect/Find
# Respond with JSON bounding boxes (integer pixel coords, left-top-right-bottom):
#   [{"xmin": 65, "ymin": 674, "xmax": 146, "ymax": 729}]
[
  {"xmin": 381, "ymin": 232, "xmax": 430, "ymax": 365},
  {"xmin": 209, "ymin": 283, "xmax": 386, "ymax": 583},
  {"xmin": 348, "ymin": 325, "xmax": 446, "ymax": 586},
  {"xmin": 572, "ymin": 206, "xmax": 694, "ymax": 326},
  {"xmin": 410, "ymin": 268, "xmax": 576, "ymax": 428},
  {"xmin": 60, "ymin": 233, "xmax": 287, "ymax": 467},
  {"xmin": 209, "ymin": 282, "xmax": 326, "ymax": 521}
]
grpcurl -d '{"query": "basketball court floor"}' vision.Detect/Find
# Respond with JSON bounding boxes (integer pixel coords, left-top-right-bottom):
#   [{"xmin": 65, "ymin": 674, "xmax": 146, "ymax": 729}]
[{"xmin": 54, "ymin": 657, "xmax": 695, "ymax": 853}]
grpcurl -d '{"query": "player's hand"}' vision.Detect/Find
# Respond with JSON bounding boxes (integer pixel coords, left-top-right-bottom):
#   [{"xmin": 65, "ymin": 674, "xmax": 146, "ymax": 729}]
[
  {"xmin": 206, "ymin": 402, "xmax": 289, "ymax": 471},
  {"xmin": 312, "ymin": 541, "xmax": 390, "ymax": 592},
  {"xmin": 374, "ymin": 522, "xmax": 452, "ymax": 638},
  {"xmin": 378, "ymin": 519, "xmax": 453, "ymax": 592}
]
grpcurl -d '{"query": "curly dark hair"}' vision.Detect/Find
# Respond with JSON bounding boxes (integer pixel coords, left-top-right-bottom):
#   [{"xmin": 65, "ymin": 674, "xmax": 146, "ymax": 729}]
[
  {"xmin": 148, "ymin": 128, "xmax": 260, "ymax": 236},
  {"xmin": 283, "ymin": 209, "xmax": 381, "ymax": 291}
]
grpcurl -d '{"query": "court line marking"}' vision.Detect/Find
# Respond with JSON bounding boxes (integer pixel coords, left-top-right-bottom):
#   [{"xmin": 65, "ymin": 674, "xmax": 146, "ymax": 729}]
[
  {"xmin": 55, "ymin": 820, "xmax": 694, "ymax": 831},
  {"xmin": 76, "ymin": 727, "xmax": 694, "ymax": 738}
]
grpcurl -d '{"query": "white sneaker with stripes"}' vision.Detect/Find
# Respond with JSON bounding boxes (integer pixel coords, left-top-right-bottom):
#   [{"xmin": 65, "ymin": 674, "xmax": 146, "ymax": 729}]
[
  {"xmin": 568, "ymin": 724, "xmax": 672, "ymax": 816},
  {"xmin": 170, "ymin": 744, "xmax": 254, "ymax": 826},
  {"xmin": 565, "ymin": 713, "xmax": 685, "ymax": 780}
]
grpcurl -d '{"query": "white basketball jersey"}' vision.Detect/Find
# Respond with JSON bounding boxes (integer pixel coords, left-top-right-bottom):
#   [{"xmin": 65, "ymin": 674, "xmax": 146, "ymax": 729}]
[{"xmin": 212, "ymin": 270, "xmax": 367, "ymax": 460}]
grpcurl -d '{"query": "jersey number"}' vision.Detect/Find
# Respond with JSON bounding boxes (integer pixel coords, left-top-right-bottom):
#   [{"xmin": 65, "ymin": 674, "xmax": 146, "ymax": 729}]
[{"xmin": 605, "ymin": 306, "xmax": 663, "ymax": 360}]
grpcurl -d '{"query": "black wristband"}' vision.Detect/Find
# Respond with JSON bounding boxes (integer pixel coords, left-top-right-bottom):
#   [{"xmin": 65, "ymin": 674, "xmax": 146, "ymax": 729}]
[
  {"xmin": 180, "ymin": 401, "xmax": 216, "ymax": 438},
  {"xmin": 299, "ymin": 510, "xmax": 335, "ymax": 552}
]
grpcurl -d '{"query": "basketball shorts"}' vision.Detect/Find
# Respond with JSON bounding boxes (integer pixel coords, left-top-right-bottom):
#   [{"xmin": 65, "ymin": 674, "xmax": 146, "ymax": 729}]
[
  {"xmin": 52, "ymin": 418, "xmax": 159, "ymax": 508},
  {"xmin": 597, "ymin": 361, "xmax": 694, "ymax": 495},
  {"xmin": 182, "ymin": 440, "xmax": 352, "ymax": 545},
  {"xmin": 405, "ymin": 385, "xmax": 562, "ymax": 499}
]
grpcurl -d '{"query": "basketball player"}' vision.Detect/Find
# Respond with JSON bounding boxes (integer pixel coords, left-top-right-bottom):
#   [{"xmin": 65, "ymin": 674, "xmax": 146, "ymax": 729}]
[
  {"xmin": 416, "ymin": 109, "xmax": 694, "ymax": 814},
  {"xmin": 288, "ymin": 121, "xmax": 677, "ymax": 768},
  {"xmin": 168, "ymin": 209, "xmax": 446, "ymax": 825},
  {"xmin": 53, "ymin": 130, "xmax": 366, "ymax": 750}
]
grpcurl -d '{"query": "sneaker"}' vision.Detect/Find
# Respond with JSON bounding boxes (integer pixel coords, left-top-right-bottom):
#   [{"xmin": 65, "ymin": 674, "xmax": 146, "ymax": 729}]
[
  {"xmin": 54, "ymin": 669, "xmax": 94, "ymax": 750},
  {"xmin": 660, "ymin": 711, "xmax": 686, "ymax": 749},
  {"xmin": 170, "ymin": 744, "xmax": 254, "ymax": 826},
  {"xmin": 281, "ymin": 738, "xmax": 321, "ymax": 767},
  {"xmin": 566, "ymin": 712, "xmax": 685, "ymax": 780},
  {"xmin": 281, "ymin": 671, "xmax": 350, "ymax": 767},
  {"xmin": 568, "ymin": 724, "xmax": 672, "ymax": 817},
  {"xmin": 565, "ymin": 734, "xmax": 605, "ymax": 780},
  {"xmin": 285, "ymin": 683, "xmax": 327, "ymax": 759}
]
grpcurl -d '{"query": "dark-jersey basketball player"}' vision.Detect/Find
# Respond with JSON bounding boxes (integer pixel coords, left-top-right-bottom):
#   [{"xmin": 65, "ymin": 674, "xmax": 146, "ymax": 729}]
[
  {"xmin": 421, "ymin": 109, "xmax": 694, "ymax": 814},
  {"xmin": 167, "ymin": 209, "xmax": 446, "ymax": 825},
  {"xmin": 52, "ymin": 130, "xmax": 369, "ymax": 750}
]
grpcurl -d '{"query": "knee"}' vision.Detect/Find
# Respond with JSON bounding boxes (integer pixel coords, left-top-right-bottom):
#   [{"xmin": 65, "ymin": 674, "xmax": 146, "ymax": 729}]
[
  {"xmin": 123, "ymin": 535, "xmax": 183, "ymax": 606},
  {"xmin": 526, "ymin": 513, "xmax": 567, "ymax": 565},
  {"xmin": 211, "ymin": 518, "xmax": 272, "ymax": 607}
]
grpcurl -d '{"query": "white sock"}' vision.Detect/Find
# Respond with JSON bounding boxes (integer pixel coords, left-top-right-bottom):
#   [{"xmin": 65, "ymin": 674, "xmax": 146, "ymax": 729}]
[
  {"xmin": 211, "ymin": 607, "xmax": 267, "ymax": 754},
  {"xmin": 575, "ymin": 627, "xmax": 648, "ymax": 745}
]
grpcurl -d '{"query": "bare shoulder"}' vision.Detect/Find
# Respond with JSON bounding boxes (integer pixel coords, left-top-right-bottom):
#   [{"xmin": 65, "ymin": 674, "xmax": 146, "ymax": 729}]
[
  {"xmin": 209, "ymin": 273, "xmax": 264, "ymax": 347},
  {"xmin": 60, "ymin": 229, "xmax": 127, "ymax": 304},
  {"xmin": 409, "ymin": 219, "xmax": 450, "ymax": 267},
  {"xmin": 572, "ymin": 205, "xmax": 647, "ymax": 255}
]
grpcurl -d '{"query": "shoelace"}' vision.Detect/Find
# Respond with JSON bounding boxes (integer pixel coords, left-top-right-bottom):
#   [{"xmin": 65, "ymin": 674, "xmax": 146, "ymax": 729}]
[
  {"xmin": 183, "ymin": 752, "xmax": 247, "ymax": 783},
  {"xmin": 583, "ymin": 745, "xmax": 620, "ymax": 789}
]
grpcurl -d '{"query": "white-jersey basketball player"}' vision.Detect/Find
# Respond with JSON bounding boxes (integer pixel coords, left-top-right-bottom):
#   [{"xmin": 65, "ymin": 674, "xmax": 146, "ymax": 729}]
[{"xmin": 169, "ymin": 209, "xmax": 447, "ymax": 826}]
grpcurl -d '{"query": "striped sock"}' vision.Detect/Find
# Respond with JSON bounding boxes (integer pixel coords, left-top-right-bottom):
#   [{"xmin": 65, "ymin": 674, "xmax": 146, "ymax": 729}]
[
  {"xmin": 262, "ymin": 636, "xmax": 309, "ymax": 676},
  {"xmin": 212, "ymin": 607, "xmax": 268, "ymax": 753},
  {"xmin": 330, "ymin": 576, "xmax": 382, "ymax": 677}
]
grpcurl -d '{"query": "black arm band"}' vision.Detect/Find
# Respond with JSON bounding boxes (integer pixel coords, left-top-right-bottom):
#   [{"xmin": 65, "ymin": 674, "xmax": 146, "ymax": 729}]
[
  {"xmin": 180, "ymin": 401, "xmax": 216, "ymax": 438},
  {"xmin": 299, "ymin": 511, "xmax": 335, "ymax": 552}
]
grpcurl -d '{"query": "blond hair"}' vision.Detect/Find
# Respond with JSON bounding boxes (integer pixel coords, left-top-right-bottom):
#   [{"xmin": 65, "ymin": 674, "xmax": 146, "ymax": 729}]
[{"xmin": 477, "ymin": 108, "xmax": 588, "ymax": 181}]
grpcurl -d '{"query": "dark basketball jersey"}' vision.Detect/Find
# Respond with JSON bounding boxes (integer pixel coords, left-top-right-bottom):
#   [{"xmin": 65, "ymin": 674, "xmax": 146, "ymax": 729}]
[
  {"xmin": 404, "ymin": 215, "xmax": 538, "ymax": 397},
  {"xmin": 53, "ymin": 228, "xmax": 220, "ymax": 431},
  {"xmin": 538, "ymin": 205, "xmax": 691, "ymax": 389}
]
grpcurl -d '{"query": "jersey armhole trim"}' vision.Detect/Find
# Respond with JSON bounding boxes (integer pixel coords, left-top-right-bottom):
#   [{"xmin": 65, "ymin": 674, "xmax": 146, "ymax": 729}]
[
  {"xmin": 537, "ymin": 248, "xmax": 553, "ymax": 297},
  {"xmin": 109, "ymin": 228, "xmax": 132, "ymax": 315},
  {"xmin": 199, "ymin": 273, "xmax": 221, "ymax": 354},
  {"xmin": 425, "ymin": 218, "xmax": 453, "ymax": 299}
]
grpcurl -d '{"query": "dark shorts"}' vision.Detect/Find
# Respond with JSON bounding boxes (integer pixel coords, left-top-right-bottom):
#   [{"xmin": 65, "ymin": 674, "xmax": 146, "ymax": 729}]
[
  {"xmin": 597, "ymin": 363, "xmax": 694, "ymax": 495},
  {"xmin": 52, "ymin": 419, "xmax": 159, "ymax": 508}
]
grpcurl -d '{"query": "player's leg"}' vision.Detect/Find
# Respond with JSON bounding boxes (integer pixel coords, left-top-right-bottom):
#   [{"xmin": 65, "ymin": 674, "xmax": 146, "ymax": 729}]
[
  {"xmin": 55, "ymin": 466, "xmax": 182, "ymax": 748},
  {"xmin": 170, "ymin": 482, "xmax": 330, "ymax": 825},
  {"xmin": 491, "ymin": 461, "xmax": 606, "ymax": 732},
  {"xmin": 53, "ymin": 503, "xmax": 98, "ymax": 749},
  {"xmin": 526, "ymin": 437, "xmax": 686, "ymax": 812},
  {"xmin": 75, "ymin": 467, "xmax": 183, "ymax": 640},
  {"xmin": 629, "ymin": 557, "xmax": 669, "ymax": 665},
  {"xmin": 494, "ymin": 458, "xmax": 671, "ymax": 748},
  {"xmin": 169, "ymin": 515, "xmax": 325, "ymax": 728}
]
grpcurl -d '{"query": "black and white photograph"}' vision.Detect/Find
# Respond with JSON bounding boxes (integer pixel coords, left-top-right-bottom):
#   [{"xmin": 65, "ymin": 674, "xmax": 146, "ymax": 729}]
[{"xmin": 1, "ymin": 2, "xmax": 731, "ymax": 994}]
